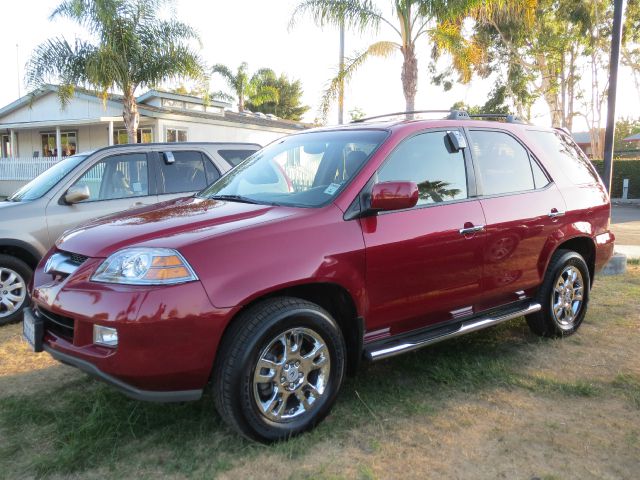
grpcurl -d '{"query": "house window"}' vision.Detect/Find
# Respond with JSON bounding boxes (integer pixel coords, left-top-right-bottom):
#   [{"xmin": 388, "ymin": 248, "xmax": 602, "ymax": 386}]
[
  {"xmin": 41, "ymin": 131, "xmax": 77, "ymax": 157},
  {"xmin": 162, "ymin": 99, "xmax": 185, "ymax": 109},
  {"xmin": 166, "ymin": 128, "xmax": 188, "ymax": 143},
  {"xmin": 113, "ymin": 128, "xmax": 153, "ymax": 145},
  {"xmin": 1, "ymin": 134, "xmax": 10, "ymax": 158}
]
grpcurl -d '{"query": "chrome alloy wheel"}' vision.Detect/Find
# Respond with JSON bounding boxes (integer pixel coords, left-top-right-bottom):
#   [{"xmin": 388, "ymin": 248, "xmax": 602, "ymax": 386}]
[
  {"xmin": 0, "ymin": 267, "xmax": 27, "ymax": 318},
  {"xmin": 552, "ymin": 265, "xmax": 584, "ymax": 329},
  {"xmin": 253, "ymin": 328, "xmax": 331, "ymax": 422}
]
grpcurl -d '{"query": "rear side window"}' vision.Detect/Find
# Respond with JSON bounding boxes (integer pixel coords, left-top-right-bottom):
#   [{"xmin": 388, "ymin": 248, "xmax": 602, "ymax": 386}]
[
  {"xmin": 218, "ymin": 149, "xmax": 256, "ymax": 166},
  {"xmin": 469, "ymin": 130, "xmax": 540, "ymax": 195},
  {"xmin": 377, "ymin": 130, "xmax": 468, "ymax": 206},
  {"xmin": 159, "ymin": 151, "xmax": 209, "ymax": 194},
  {"xmin": 527, "ymin": 130, "xmax": 600, "ymax": 185}
]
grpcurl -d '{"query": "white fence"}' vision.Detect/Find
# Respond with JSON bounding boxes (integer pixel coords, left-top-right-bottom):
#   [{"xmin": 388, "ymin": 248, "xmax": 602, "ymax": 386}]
[{"xmin": 0, "ymin": 157, "xmax": 60, "ymax": 181}]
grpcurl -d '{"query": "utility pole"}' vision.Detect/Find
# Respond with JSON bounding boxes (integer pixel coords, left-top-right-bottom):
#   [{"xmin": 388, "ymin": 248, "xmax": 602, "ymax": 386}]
[
  {"xmin": 602, "ymin": 0, "xmax": 626, "ymax": 194},
  {"xmin": 16, "ymin": 44, "xmax": 21, "ymax": 98},
  {"xmin": 338, "ymin": 22, "xmax": 345, "ymax": 124}
]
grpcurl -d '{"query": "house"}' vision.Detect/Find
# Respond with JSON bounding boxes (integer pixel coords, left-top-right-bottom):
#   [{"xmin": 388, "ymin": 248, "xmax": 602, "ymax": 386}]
[
  {"xmin": 572, "ymin": 131, "xmax": 594, "ymax": 157},
  {"xmin": 0, "ymin": 85, "xmax": 307, "ymax": 160}
]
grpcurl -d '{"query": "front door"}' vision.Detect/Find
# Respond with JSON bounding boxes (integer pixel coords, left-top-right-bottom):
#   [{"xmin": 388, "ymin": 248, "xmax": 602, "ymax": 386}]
[
  {"xmin": 361, "ymin": 130, "xmax": 486, "ymax": 338},
  {"xmin": 45, "ymin": 152, "xmax": 157, "ymax": 244}
]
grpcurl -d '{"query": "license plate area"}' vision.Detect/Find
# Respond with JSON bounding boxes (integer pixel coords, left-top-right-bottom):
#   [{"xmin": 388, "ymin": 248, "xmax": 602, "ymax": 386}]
[{"xmin": 23, "ymin": 307, "xmax": 44, "ymax": 353}]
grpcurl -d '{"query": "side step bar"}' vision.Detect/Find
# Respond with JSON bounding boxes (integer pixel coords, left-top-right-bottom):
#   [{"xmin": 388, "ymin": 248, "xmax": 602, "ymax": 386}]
[{"xmin": 365, "ymin": 302, "xmax": 541, "ymax": 361}]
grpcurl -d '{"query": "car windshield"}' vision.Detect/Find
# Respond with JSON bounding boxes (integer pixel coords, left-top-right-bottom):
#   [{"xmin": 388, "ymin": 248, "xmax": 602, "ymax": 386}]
[
  {"xmin": 7, "ymin": 154, "xmax": 88, "ymax": 202},
  {"xmin": 198, "ymin": 129, "xmax": 388, "ymax": 207}
]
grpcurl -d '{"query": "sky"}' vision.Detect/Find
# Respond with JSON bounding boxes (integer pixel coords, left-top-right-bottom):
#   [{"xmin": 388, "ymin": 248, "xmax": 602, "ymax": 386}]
[{"xmin": 0, "ymin": 0, "xmax": 638, "ymax": 132}]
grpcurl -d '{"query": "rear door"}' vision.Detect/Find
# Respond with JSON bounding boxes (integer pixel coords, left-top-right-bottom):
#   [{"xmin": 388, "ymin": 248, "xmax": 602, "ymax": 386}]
[
  {"xmin": 466, "ymin": 128, "xmax": 567, "ymax": 311},
  {"xmin": 361, "ymin": 129, "xmax": 487, "ymax": 337},
  {"xmin": 154, "ymin": 150, "xmax": 221, "ymax": 203},
  {"xmin": 45, "ymin": 152, "xmax": 157, "ymax": 244}
]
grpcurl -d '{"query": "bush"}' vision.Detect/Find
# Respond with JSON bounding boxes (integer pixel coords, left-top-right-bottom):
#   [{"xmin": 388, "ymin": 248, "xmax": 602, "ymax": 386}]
[{"xmin": 591, "ymin": 159, "xmax": 640, "ymax": 199}]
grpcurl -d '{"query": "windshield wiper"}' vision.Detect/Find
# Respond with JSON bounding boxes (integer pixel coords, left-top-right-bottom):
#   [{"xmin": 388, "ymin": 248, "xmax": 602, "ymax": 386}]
[{"xmin": 208, "ymin": 194, "xmax": 260, "ymax": 204}]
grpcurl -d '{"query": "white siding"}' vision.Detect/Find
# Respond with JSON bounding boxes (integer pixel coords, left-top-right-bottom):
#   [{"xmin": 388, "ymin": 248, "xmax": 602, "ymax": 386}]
[
  {"xmin": 156, "ymin": 118, "xmax": 288, "ymax": 146},
  {"xmin": 0, "ymin": 92, "xmax": 123, "ymax": 124}
]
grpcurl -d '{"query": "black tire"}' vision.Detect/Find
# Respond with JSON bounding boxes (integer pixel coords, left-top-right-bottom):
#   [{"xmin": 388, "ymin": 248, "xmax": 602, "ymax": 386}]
[
  {"xmin": 526, "ymin": 249, "xmax": 590, "ymax": 338},
  {"xmin": 0, "ymin": 254, "xmax": 32, "ymax": 326},
  {"xmin": 213, "ymin": 297, "xmax": 346, "ymax": 442}
]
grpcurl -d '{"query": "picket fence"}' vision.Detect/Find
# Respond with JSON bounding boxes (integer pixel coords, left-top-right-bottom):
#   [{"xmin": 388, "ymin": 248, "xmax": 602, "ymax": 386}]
[{"xmin": 0, "ymin": 157, "xmax": 60, "ymax": 181}]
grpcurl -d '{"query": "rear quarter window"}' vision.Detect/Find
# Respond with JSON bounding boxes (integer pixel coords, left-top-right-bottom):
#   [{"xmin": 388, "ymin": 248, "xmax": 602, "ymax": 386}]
[{"xmin": 527, "ymin": 130, "xmax": 601, "ymax": 185}]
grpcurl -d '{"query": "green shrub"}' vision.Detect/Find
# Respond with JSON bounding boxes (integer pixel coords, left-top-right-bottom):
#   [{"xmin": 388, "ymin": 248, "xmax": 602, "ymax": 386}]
[{"xmin": 591, "ymin": 159, "xmax": 640, "ymax": 199}]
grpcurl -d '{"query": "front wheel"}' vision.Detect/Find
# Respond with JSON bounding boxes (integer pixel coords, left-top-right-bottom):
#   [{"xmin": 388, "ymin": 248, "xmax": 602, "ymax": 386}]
[
  {"xmin": 213, "ymin": 297, "xmax": 346, "ymax": 442},
  {"xmin": 526, "ymin": 249, "xmax": 590, "ymax": 337},
  {"xmin": 0, "ymin": 255, "xmax": 32, "ymax": 326}
]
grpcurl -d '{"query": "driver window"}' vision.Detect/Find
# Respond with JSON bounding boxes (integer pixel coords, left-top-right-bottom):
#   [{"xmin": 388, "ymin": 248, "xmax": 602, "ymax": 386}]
[
  {"xmin": 73, "ymin": 153, "xmax": 149, "ymax": 202},
  {"xmin": 377, "ymin": 131, "xmax": 468, "ymax": 206}
]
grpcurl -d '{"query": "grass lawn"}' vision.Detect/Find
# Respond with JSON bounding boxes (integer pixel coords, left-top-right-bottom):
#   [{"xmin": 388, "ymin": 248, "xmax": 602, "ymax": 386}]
[{"xmin": 1, "ymin": 265, "xmax": 639, "ymax": 479}]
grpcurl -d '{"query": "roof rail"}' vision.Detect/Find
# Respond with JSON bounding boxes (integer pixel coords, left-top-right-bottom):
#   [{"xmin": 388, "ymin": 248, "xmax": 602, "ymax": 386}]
[
  {"xmin": 467, "ymin": 113, "xmax": 527, "ymax": 124},
  {"xmin": 351, "ymin": 110, "xmax": 453, "ymax": 123}
]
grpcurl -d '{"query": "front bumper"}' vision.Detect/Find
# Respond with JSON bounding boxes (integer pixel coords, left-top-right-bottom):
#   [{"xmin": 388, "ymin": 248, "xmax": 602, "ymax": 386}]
[
  {"xmin": 31, "ymin": 253, "xmax": 234, "ymax": 398},
  {"xmin": 44, "ymin": 344, "xmax": 202, "ymax": 402}
]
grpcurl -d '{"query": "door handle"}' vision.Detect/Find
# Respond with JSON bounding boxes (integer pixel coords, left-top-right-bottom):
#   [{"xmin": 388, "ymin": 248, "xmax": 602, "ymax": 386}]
[
  {"xmin": 459, "ymin": 225, "xmax": 485, "ymax": 235},
  {"xmin": 548, "ymin": 209, "xmax": 565, "ymax": 218}
]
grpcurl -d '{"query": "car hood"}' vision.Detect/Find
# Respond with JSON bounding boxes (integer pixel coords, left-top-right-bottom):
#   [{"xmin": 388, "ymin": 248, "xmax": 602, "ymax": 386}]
[{"xmin": 56, "ymin": 196, "xmax": 299, "ymax": 258}]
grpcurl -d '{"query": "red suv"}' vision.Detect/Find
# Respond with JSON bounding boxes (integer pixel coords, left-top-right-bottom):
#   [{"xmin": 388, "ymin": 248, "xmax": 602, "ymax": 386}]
[{"xmin": 24, "ymin": 111, "xmax": 615, "ymax": 442}]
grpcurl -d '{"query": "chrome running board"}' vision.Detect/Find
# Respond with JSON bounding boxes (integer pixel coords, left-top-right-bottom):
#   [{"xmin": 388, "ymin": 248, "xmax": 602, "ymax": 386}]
[{"xmin": 365, "ymin": 302, "xmax": 541, "ymax": 361}]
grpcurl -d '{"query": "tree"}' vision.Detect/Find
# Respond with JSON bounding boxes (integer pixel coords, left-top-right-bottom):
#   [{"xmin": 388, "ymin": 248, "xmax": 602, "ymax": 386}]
[
  {"xmin": 211, "ymin": 63, "xmax": 279, "ymax": 112},
  {"xmin": 246, "ymin": 73, "xmax": 311, "ymax": 121},
  {"xmin": 291, "ymin": 0, "xmax": 535, "ymax": 121},
  {"xmin": 26, "ymin": 0, "xmax": 206, "ymax": 144}
]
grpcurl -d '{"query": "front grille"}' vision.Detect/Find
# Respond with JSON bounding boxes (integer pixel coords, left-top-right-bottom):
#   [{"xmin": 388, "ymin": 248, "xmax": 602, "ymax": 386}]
[
  {"xmin": 68, "ymin": 252, "xmax": 89, "ymax": 266},
  {"xmin": 37, "ymin": 307, "xmax": 74, "ymax": 341}
]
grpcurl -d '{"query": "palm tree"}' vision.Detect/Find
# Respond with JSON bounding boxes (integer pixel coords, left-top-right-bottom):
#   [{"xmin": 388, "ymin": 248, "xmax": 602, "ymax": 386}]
[
  {"xmin": 291, "ymin": 0, "xmax": 536, "ymax": 120},
  {"xmin": 26, "ymin": 0, "xmax": 206, "ymax": 143},
  {"xmin": 211, "ymin": 63, "xmax": 279, "ymax": 112}
]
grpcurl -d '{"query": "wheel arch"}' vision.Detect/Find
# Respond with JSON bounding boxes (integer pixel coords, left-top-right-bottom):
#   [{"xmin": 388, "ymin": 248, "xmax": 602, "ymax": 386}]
[
  {"xmin": 0, "ymin": 239, "xmax": 42, "ymax": 271},
  {"xmin": 218, "ymin": 282, "xmax": 364, "ymax": 376},
  {"xmin": 542, "ymin": 235, "xmax": 596, "ymax": 287}
]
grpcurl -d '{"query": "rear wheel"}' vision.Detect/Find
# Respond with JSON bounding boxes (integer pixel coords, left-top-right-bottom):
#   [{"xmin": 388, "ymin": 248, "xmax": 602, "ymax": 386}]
[
  {"xmin": 526, "ymin": 249, "xmax": 590, "ymax": 337},
  {"xmin": 213, "ymin": 297, "xmax": 346, "ymax": 442},
  {"xmin": 0, "ymin": 255, "xmax": 32, "ymax": 326}
]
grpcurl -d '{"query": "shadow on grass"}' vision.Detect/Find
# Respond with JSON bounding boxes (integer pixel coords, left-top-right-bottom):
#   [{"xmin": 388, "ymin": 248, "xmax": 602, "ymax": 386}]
[{"xmin": 0, "ymin": 318, "xmax": 626, "ymax": 478}]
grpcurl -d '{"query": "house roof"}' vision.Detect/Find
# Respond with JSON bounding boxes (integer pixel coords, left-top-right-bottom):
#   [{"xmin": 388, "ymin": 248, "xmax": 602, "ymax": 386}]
[
  {"xmin": 572, "ymin": 131, "xmax": 592, "ymax": 144},
  {"xmin": 0, "ymin": 84, "xmax": 308, "ymax": 131},
  {"xmin": 623, "ymin": 133, "xmax": 640, "ymax": 142},
  {"xmin": 136, "ymin": 89, "xmax": 230, "ymax": 109}
]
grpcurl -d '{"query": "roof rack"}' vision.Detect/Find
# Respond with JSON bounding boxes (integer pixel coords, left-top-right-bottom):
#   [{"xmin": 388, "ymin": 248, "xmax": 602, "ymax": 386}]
[{"xmin": 350, "ymin": 109, "xmax": 527, "ymax": 124}]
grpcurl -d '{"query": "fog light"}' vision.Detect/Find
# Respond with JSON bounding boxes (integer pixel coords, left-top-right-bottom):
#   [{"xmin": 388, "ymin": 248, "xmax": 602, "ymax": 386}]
[{"xmin": 93, "ymin": 325, "xmax": 118, "ymax": 347}]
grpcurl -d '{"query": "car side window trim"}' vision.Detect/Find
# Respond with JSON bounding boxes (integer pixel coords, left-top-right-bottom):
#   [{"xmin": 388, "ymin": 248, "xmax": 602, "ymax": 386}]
[{"xmin": 463, "ymin": 127, "xmax": 555, "ymax": 199}]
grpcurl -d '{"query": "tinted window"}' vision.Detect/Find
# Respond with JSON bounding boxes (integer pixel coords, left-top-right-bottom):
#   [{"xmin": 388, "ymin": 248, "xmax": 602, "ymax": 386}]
[
  {"xmin": 73, "ymin": 153, "xmax": 148, "ymax": 201},
  {"xmin": 469, "ymin": 130, "xmax": 534, "ymax": 195},
  {"xmin": 527, "ymin": 130, "xmax": 600, "ymax": 185},
  {"xmin": 377, "ymin": 131, "xmax": 468, "ymax": 205},
  {"xmin": 159, "ymin": 151, "xmax": 208, "ymax": 194},
  {"xmin": 218, "ymin": 149, "xmax": 256, "ymax": 166}
]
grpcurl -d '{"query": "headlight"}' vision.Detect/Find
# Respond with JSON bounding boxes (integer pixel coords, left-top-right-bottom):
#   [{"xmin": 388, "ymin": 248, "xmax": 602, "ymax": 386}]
[{"xmin": 91, "ymin": 248, "xmax": 198, "ymax": 285}]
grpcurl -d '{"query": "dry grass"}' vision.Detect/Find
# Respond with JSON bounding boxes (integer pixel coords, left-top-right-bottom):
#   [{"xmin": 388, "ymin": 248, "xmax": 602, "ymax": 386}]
[{"xmin": 0, "ymin": 266, "xmax": 639, "ymax": 479}]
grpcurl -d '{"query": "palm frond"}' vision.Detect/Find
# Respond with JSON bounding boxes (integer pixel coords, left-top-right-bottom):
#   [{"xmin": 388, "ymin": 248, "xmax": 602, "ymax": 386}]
[
  {"xmin": 319, "ymin": 40, "xmax": 399, "ymax": 121},
  {"xmin": 290, "ymin": 0, "xmax": 398, "ymax": 35}
]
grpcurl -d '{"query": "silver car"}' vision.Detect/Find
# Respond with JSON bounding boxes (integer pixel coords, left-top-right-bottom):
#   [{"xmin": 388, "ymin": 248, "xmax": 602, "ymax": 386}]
[{"xmin": 0, "ymin": 142, "xmax": 260, "ymax": 324}]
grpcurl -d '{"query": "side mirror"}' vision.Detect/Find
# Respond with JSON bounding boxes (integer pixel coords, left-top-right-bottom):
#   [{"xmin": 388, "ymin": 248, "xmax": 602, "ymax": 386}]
[
  {"xmin": 64, "ymin": 185, "xmax": 90, "ymax": 204},
  {"xmin": 370, "ymin": 181, "xmax": 419, "ymax": 212}
]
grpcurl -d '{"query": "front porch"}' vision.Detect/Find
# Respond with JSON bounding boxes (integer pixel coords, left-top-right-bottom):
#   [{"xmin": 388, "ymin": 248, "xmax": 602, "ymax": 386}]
[{"xmin": 0, "ymin": 117, "xmax": 158, "ymax": 161}]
